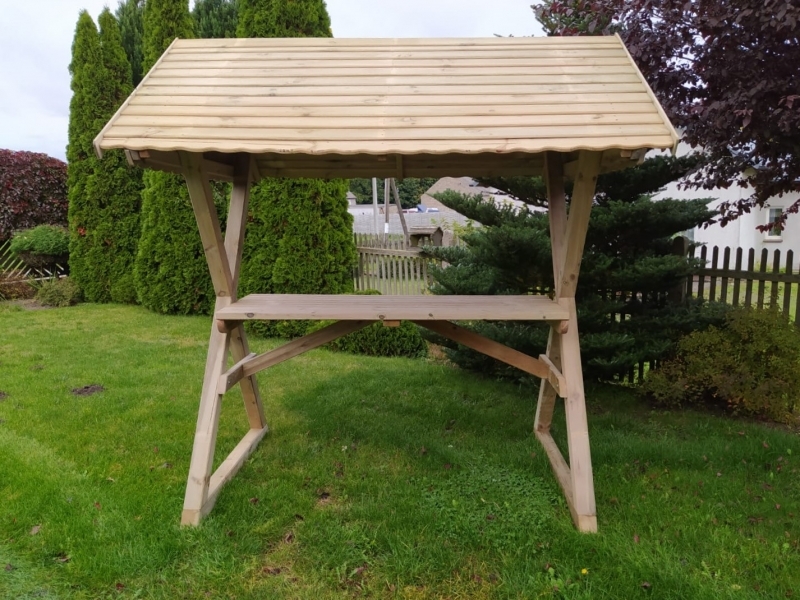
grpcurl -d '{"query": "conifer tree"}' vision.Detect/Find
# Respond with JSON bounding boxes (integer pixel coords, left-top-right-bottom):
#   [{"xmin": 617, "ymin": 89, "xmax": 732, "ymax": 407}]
[
  {"xmin": 427, "ymin": 157, "xmax": 727, "ymax": 381},
  {"xmin": 238, "ymin": 0, "xmax": 356, "ymax": 338},
  {"xmin": 71, "ymin": 8, "xmax": 143, "ymax": 303},
  {"xmin": 115, "ymin": 0, "xmax": 145, "ymax": 86},
  {"xmin": 135, "ymin": 0, "xmax": 224, "ymax": 315},
  {"xmin": 66, "ymin": 11, "xmax": 103, "ymax": 291},
  {"xmin": 193, "ymin": 0, "xmax": 238, "ymax": 38}
]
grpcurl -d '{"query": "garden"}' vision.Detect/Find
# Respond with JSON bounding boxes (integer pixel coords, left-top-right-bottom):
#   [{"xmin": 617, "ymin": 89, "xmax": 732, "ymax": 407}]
[{"xmin": 1, "ymin": 302, "xmax": 800, "ymax": 599}]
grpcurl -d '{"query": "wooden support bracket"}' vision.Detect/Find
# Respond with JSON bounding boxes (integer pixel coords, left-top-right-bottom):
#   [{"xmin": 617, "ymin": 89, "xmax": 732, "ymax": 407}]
[{"xmin": 218, "ymin": 352, "xmax": 257, "ymax": 395}]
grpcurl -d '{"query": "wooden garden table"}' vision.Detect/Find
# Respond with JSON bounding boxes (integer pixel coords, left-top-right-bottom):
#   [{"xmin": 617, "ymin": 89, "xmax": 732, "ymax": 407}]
[{"xmin": 94, "ymin": 35, "xmax": 678, "ymax": 532}]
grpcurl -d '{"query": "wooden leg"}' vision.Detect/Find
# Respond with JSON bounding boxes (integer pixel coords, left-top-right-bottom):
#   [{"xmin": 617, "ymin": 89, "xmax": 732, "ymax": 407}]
[
  {"xmin": 534, "ymin": 326, "xmax": 563, "ymax": 433},
  {"xmin": 559, "ymin": 298, "xmax": 597, "ymax": 532},
  {"xmin": 181, "ymin": 325, "xmax": 231, "ymax": 526},
  {"xmin": 229, "ymin": 324, "xmax": 266, "ymax": 430}
]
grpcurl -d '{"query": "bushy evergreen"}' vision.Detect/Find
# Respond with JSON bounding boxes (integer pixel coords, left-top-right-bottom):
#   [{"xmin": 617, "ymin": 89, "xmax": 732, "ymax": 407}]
[
  {"xmin": 115, "ymin": 0, "xmax": 144, "ymax": 86},
  {"xmin": 66, "ymin": 11, "xmax": 103, "ymax": 294},
  {"xmin": 237, "ymin": 0, "xmax": 357, "ymax": 338},
  {"xmin": 142, "ymin": 0, "xmax": 194, "ymax": 71},
  {"xmin": 427, "ymin": 156, "xmax": 727, "ymax": 381},
  {"xmin": 193, "ymin": 0, "xmax": 238, "ymax": 38},
  {"xmin": 237, "ymin": 0, "xmax": 332, "ymax": 38},
  {"xmin": 240, "ymin": 179, "xmax": 355, "ymax": 338},
  {"xmin": 70, "ymin": 9, "xmax": 143, "ymax": 303},
  {"xmin": 135, "ymin": 0, "xmax": 223, "ymax": 314}
]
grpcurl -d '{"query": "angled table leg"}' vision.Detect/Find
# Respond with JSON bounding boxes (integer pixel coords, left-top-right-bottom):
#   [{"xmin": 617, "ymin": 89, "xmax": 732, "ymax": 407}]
[
  {"xmin": 224, "ymin": 157, "xmax": 266, "ymax": 430},
  {"xmin": 182, "ymin": 325, "xmax": 231, "ymax": 525},
  {"xmin": 534, "ymin": 150, "xmax": 601, "ymax": 533},
  {"xmin": 179, "ymin": 152, "xmax": 267, "ymax": 526}
]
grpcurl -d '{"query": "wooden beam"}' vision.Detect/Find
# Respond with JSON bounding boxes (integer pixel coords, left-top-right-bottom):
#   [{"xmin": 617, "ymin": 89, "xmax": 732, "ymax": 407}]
[
  {"xmin": 545, "ymin": 151, "xmax": 567, "ymax": 286},
  {"xmin": 181, "ymin": 326, "xmax": 231, "ymax": 526},
  {"xmin": 535, "ymin": 430, "xmax": 572, "ymax": 502},
  {"xmin": 560, "ymin": 297, "xmax": 597, "ymax": 532},
  {"xmin": 204, "ymin": 427, "xmax": 270, "ymax": 514},
  {"xmin": 241, "ymin": 320, "xmax": 375, "ymax": 379},
  {"xmin": 535, "ymin": 328, "xmax": 563, "ymax": 432},
  {"xmin": 414, "ymin": 320, "xmax": 562, "ymax": 392},
  {"xmin": 558, "ymin": 150, "xmax": 602, "ymax": 298},
  {"xmin": 538, "ymin": 352, "xmax": 567, "ymax": 399},
  {"xmin": 218, "ymin": 352, "xmax": 257, "ymax": 394},
  {"xmin": 180, "ymin": 152, "xmax": 234, "ymax": 298},
  {"xmin": 129, "ymin": 149, "xmax": 235, "ymax": 181}
]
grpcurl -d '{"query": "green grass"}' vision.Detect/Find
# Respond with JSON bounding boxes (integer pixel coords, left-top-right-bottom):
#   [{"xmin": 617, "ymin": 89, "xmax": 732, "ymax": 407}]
[{"xmin": 0, "ymin": 303, "xmax": 799, "ymax": 599}]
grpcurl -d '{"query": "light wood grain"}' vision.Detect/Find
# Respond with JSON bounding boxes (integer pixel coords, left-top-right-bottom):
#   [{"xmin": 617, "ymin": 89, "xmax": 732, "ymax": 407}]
[
  {"xmin": 102, "ymin": 136, "xmax": 677, "ymax": 155},
  {"xmin": 124, "ymin": 102, "xmax": 659, "ymax": 118},
  {"xmin": 128, "ymin": 92, "xmax": 655, "ymax": 107},
  {"xmin": 558, "ymin": 151, "xmax": 602, "ymax": 298},
  {"xmin": 107, "ymin": 124, "xmax": 672, "ymax": 143},
  {"xmin": 136, "ymin": 83, "xmax": 650, "ymax": 97},
  {"xmin": 172, "ymin": 36, "xmax": 622, "ymax": 48},
  {"xmin": 114, "ymin": 113, "xmax": 664, "ymax": 130},
  {"xmin": 216, "ymin": 294, "xmax": 569, "ymax": 322},
  {"xmin": 146, "ymin": 74, "xmax": 643, "ymax": 87}
]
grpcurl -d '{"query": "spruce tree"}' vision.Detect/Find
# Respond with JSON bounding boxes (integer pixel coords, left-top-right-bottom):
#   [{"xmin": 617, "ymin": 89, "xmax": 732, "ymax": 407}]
[
  {"xmin": 115, "ymin": 0, "xmax": 144, "ymax": 86},
  {"xmin": 427, "ymin": 157, "xmax": 727, "ymax": 381},
  {"xmin": 135, "ymin": 0, "xmax": 225, "ymax": 315},
  {"xmin": 237, "ymin": 0, "xmax": 356, "ymax": 338},
  {"xmin": 193, "ymin": 0, "xmax": 238, "ymax": 38},
  {"xmin": 71, "ymin": 8, "xmax": 143, "ymax": 303},
  {"xmin": 66, "ymin": 11, "xmax": 103, "ymax": 291}
]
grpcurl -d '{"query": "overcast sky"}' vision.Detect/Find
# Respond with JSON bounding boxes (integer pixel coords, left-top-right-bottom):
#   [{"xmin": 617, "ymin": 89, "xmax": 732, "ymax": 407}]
[{"xmin": 0, "ymin": 1, "xmax": 544, "ymax": 161}]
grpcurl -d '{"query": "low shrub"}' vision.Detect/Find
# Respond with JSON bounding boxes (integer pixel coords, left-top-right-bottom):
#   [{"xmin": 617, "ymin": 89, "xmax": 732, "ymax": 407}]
[
  {"xmin": 0, "ymin": 271, "xmax": 35, "ymax": 301},
  {"xmin": 35, "ymin": 277, "xmax": 82, "ymax": 308},
  {"xmin": 306, "ymin": 290, "xmax": 428, "ymax": 359},
  {"xmin": 328, "ymin": 320, "xmax": 428, "ymax": 359},
  {"xmin": 642, "ymin": 307, "xmax": 800, "ymax": 422},
  {"xmin": 10, "ymin": 225, "xmax": 70, "ymax": 257}
]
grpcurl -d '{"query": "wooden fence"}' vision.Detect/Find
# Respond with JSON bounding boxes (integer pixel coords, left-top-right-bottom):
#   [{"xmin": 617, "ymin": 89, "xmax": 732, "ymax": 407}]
[
  {"xmin": 0, "ymin": 240, "xmax": 68, "ymax": 299},
  {"xmin": 687, "ymin": 245, "xmax": 800, "ymax": 321},
  {"xmin": 353, "ymin": 233, "xmax": 434, "ymax": 295}
]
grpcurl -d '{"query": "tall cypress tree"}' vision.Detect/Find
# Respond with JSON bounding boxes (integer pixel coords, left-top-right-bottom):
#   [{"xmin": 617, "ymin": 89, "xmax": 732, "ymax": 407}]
[
  {"xmin": 135, "ymin": 0, "xmax": 222, "ymax": 315},
  {"xmin": 67, "ymin": 11, "xmax": 103, "ymax": 291},
  {"xmin": 193, "ymin": 0, "xmax": 238, "ymax": 38},
  {"xmin": 115, "ymin": 0, "xmax": 145, "ymax": 87},
  {"xmin": 71, "ymin": 8, "xmax": 143, "ymax": 303},
  {"xmin": 237, "ymin": 0, "xmax": 356, "ymax": 338}
]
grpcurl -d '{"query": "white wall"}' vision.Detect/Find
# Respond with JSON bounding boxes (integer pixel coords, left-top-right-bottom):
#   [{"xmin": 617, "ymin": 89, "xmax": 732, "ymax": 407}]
[{"xmin": 652, "ymin": 143, "xmax": 800, "ymax": 258}]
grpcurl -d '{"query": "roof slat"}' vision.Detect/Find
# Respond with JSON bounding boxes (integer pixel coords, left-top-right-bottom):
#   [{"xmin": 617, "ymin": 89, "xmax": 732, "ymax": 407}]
[{"xmin": 105, "ymin": 136, "xmax": 676, "ymax": 155}]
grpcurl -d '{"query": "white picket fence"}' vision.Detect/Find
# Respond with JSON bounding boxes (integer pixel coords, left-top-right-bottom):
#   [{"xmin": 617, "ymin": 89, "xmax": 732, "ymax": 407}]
[{"xmin": 353, "ymin": 233, "xmax": 434, "ymax": 295}]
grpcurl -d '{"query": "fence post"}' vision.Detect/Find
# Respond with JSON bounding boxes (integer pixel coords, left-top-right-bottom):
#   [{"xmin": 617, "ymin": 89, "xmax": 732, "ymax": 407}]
[{"xmin": 670, "ymin": 236, "xmax": 691, "ymax": 304}]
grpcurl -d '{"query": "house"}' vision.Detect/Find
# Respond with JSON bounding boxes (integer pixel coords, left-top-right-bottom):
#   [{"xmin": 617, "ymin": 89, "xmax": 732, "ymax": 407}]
[{"xmin": 653, "ymin": 142, "xmax": 800, "ymax": 255}]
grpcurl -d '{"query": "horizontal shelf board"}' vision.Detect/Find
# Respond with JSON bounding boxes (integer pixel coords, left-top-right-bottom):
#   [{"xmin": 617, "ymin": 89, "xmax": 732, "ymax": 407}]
[{"xmin": 216, "ymin": 294, "xmax": 569, "ymax": 321}]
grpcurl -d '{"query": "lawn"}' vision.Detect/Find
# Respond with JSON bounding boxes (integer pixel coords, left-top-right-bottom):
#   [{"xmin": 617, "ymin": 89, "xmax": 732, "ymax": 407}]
[{"xmin": 0, "ymin": 303, "xmax": 799, "ymax": 599}]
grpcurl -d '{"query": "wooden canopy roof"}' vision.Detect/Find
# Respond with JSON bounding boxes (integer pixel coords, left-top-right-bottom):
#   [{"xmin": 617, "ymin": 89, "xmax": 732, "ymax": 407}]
[{"xmin": 93, "ymin": 35, "xmax": 678, "ymax": 181}]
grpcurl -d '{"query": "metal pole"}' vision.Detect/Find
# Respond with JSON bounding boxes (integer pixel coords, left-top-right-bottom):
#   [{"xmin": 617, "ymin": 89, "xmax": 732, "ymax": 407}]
[{"xmin": 372, "ymin": 177, "xmax": 379, "ymax": 236}]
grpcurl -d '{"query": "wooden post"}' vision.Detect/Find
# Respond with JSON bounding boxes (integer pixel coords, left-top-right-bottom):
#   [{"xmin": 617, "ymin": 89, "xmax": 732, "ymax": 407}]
[
  {"xmin": 534, "ymin": 150, "xmax": 601, "ymax": 533},
  {"xmin": 179, "ymin": 151, "xmax": 267, "ymax": 526}
]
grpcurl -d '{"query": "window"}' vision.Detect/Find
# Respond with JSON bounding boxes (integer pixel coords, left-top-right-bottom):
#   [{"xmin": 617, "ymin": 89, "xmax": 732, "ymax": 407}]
[{"xmin": 766, "ymin": 208, "xmax": 783, "ymax": 240}]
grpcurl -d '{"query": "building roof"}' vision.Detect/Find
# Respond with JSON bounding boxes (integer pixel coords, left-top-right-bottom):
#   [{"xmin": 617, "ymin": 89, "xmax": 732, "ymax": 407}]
[{"xmin": 94, "ymin": 36, "xmax": 678, "ymax": 181}]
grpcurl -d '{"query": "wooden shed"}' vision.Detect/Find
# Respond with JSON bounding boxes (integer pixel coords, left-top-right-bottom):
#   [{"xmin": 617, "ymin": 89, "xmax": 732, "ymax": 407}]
[{"xmin": 94, "ymin": 35, "xmax": 678, "ymax": 532}]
